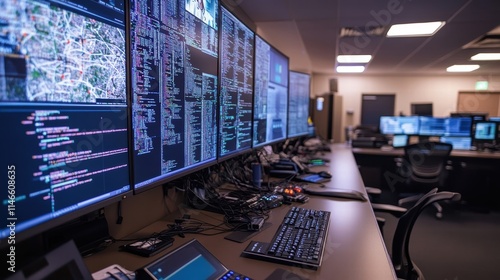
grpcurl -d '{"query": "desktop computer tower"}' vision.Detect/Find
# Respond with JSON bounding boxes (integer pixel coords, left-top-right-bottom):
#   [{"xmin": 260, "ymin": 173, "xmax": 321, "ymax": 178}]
[{"xmin": 312, "ymin": 92, "xmax": 343, "ymax": 142}]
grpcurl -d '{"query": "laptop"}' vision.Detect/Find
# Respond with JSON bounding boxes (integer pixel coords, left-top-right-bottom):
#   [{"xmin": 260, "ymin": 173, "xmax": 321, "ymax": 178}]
[{"xmin": 6, "ymin": 240, "xmax": 92, "ymax": 280}]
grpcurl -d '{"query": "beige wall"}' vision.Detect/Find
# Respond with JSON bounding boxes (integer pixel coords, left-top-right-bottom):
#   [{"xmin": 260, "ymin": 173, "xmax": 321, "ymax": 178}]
[
  {"xmin": 104, "ymin": 187, "xmax": 183, "ymax": 239},
  {"xmin": 311, "ymin": 74, "xmax": 500, "ymax": 141}
]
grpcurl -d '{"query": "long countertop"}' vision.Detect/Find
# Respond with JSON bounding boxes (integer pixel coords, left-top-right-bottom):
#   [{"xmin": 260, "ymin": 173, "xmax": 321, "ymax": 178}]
[
  {"xmin": 352, "ymin": 146, "xmax": 500, "ymax": 159},
  {"xmin": 85, "ymin": 144, "xmax": 396, "ymax": 280}
]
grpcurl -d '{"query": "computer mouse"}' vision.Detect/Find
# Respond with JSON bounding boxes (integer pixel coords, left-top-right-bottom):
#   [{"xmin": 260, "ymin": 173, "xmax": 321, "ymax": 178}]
[{"xmin": 318, "ymin": 171, "xmax": 332, "ymax": 178}]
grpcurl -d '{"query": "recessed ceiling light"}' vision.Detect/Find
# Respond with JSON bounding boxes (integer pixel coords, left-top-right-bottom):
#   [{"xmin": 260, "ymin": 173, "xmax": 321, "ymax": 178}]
[
  {"xmin": 471, "ymin": 53, "xmax": 500, "ymax": 61},
  {"xmin": 387, "ymin": 21, "xmax": 445, "ymax": 37},
  {"xmin": 336, "ymin": 66, "xmax": 365, "ymax": 73},
  {"xmin": 337, "ymin": 55, "xmax": 372, "ymax": 63},
  {"xmin": 446, "ymin": 65, "xmax": 480, "ymax": 72}
]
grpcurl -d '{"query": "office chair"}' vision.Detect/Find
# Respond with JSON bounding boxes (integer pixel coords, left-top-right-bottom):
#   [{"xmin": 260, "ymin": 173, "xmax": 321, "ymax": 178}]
[
  {"xmin": 372, "ymin": 188, "xmax": 461, "ymax": 280},
  {"xmin": 364, "ymin": 186, "xmax": 385, "ymax": 229},
  {"xmin": 353, "ymin": 125, "xmax": 379, "ymax": 137},
  {"xmin": 395, "ymin": 142, "xmax": 453, "ymax": 219}
]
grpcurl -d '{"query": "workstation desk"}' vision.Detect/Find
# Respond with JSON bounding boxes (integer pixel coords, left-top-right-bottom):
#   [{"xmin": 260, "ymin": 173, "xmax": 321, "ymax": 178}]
[
  {"xmin": 352, "ymin": 146, "xmax": 500, "ymax": 159},
  {"xmin": 85, "ymin": 144, "xmax": 397, "ymax": 280},
  {"xmin": 352, "ymin": 146, "xmax": 500, "ymax": 209}
]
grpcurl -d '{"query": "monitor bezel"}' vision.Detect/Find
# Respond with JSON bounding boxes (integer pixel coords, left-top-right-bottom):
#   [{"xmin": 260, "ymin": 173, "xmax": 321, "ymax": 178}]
[{"xmin": 133, "ymin": 160, "xmax": 218, "ymax": 193}]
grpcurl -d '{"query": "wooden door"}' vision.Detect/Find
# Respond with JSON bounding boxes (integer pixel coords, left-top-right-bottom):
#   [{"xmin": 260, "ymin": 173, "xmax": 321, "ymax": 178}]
[{"xmin": 457, "ymin": 91, "xmax": 500, "ymax": 117}]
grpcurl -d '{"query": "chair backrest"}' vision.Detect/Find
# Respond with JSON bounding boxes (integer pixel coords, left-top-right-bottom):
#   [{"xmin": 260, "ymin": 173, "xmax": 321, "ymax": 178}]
[
  {"xmin": 391, "ymin": 188, "xmax": 461, "ymax": 280},
  {"xmin": 401, "ymin": 142, "xmax": 453, "ymax": 185}
]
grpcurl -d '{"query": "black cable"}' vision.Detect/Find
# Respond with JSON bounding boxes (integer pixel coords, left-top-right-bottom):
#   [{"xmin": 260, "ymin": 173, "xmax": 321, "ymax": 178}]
[{"xmin": 116, "ymin": 200, "xmax": 123, "ymax": 224}]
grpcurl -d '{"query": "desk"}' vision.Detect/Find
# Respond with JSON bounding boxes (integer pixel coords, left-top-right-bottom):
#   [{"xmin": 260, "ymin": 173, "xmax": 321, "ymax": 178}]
[
  {"xmin": 352, "ymin": 147, "xmax": 500, "ymax": 209},
  {"xmin": 352, "ymin": 146, "xmax": 500, "ymax": 159},
  {"xmin": 85, "ymin": 145, "xmax": 396, "ymax": 280}
]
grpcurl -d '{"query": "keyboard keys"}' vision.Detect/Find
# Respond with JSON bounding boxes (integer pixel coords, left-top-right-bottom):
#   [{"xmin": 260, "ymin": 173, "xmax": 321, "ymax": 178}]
[
  {"xmin": 220, "ymin": 270, "xmax": 252, "ymax": 280},
  {"xmin": 242, "ymin": 206, "xmax": 331, "ymax": 269}
]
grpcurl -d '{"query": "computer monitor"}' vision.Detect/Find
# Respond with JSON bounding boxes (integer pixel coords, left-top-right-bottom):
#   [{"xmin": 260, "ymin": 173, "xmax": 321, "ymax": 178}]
[
  {"xmin": 418, "ymin": 117, "xmax": 472, "ymax": 136},
  {"xmin": 439, "ymin": 136, "xmax": 472, "ymax": 150},
  {"xmin": 450, "ymin": 112, "xmax": 488, "ymax": 122},
  {"xmin": 130, "ymin": 0, "xmax": 219, "ymax": 192},
  {"xmin": 0, "ymin": 0, "xmax": 130, "ymax": 245},
  {"xmin": 443, "ymin": 117, "xmax": 472, "ymax": 137},
  {"xmin": 379, "ymin": 116, "xmax": 420, "ymax": 135},
  {"xmin": 489, "ymin": 116, "xmax": 500, "ymax": 122},
  {"xmin": 473, "ymin": 121, "xmax": 498, "ymax": 141},
  {"xmin": 418, "ymin": 116, "xmax": 445, "ymax": 135},
  {"xmin": 253, "ymin": 35, "xmax": 289, "ymax": 147},
  {"xmin": 392, "ymin": 135, "xmax": 409, "ymax": 148},
  {"xmin": 287, "ymin": 71, "xmax": 311, "ymax": 138},
  {"xmin": 218, "ymin": 6, "xmax": 254, "ymax": 160},
  {"xmin": 411, "ymin": 103, "xmax": 433, "ymax": 116}
]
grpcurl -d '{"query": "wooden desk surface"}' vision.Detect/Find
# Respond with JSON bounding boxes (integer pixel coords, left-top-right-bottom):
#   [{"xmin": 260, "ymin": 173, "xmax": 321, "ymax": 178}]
[{"xmin": 85, "ymin": 144, "xmax": 396, "ymax": 280}]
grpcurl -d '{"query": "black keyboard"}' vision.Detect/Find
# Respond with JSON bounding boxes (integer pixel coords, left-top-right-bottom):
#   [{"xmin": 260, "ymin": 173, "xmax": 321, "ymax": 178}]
[{"xmin": 241, "ymin": 206, "xmax": 330, "ymax": 270}]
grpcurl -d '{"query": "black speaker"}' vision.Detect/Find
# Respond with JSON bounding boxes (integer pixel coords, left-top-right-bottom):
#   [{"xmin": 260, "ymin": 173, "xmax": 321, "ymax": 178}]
[
  {"xmin": 329, "ymin": 78, "xmax": 338, "ymax": 93},
  {"xmin": 252, "ymin": 162, "xmax": 262, "ymax": 189}
]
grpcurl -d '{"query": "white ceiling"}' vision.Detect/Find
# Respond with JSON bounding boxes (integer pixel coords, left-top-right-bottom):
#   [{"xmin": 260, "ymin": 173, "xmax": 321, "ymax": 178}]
[{"xmin": 235, "ymin": 0, "xmax": 500, "ymax": 75}]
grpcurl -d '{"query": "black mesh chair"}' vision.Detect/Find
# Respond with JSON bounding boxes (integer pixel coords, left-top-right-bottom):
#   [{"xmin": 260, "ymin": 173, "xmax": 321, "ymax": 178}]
[
  {"xmin": 395, "ymin": 142, "xmax": 453, "ymax": 218},
  {"xmin": 372, "ymin": 188, "xmax": 461, "ymax": 280}
]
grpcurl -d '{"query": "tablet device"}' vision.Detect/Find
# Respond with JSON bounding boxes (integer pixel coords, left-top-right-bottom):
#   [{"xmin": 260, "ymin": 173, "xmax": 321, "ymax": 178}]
[
  {"xmin": 137, "ymin": 239, "xmax": 252, "ymax": 280},
  {"xmin": 392, "ymin": 135, "xmax": 408, "ymax": 148}
]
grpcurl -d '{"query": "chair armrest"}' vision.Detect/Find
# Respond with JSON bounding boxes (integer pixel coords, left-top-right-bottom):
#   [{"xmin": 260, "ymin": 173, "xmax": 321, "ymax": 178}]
[
  {"xmin": 394, "ymin": 156, "xmax": 403, "ymax": 166},
  {"xmin": 365, "ymin": 187, "xmax": 382, "ymax": 195},
  {"xmin": 371, "ymin": 203, "xmax": 407, "ymax": 218}
]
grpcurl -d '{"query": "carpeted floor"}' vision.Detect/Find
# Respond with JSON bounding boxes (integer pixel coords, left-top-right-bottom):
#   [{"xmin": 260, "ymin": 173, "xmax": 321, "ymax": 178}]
[{"xmin": 378, "ymin": 204, "xmax": 500, "ymax": 280}]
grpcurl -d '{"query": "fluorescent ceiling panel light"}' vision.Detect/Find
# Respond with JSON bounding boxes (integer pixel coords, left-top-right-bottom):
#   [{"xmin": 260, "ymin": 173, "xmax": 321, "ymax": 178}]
[
  {"xmin": 387, "ymin": 21, "xmax": 445, "ymax": 37},
  {"xmin": 336, "ymin": 66, "xmax": 365, "ymax": 73},
  {"xmin": 337, "ymin": 55, "xmax": 372, "ymax": 63},
  {"xmin": 446, "ymin": 65, "xmax": 480, "ymax": 72},
  {"xmin": 471, "ymin": 53, "xmax": 500, "ymax": 61}
]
